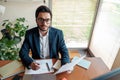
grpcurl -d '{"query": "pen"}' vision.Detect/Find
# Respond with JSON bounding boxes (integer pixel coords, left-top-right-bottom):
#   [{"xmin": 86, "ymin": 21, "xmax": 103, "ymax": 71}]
[{"xmin": 46, "ymin": 62, "xmax": 50, "ymax": 71}]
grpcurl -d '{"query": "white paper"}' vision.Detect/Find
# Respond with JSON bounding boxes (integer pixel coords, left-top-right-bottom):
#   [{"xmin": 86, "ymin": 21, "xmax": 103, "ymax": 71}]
[
  {"xmin": 70, "ymin": 55, "xmax": 86, "ymax": 67},
  {"xmin": 77, "ymin": 59, "xmax": 91, "ymax": 69},
  {"xmin": 53, "ymin": 63, "xmax": 72, "ymax": 75},
  {"xmin": 72, "ymin": 56, "xmax": 91, "ymax": 69},
  {"xmin": 54, "ymin": 55, "xmax": 86, "ymax": 75},
  {"xmin": 25, "ymin": 59, "xmax": 54, "ymax": 74}
]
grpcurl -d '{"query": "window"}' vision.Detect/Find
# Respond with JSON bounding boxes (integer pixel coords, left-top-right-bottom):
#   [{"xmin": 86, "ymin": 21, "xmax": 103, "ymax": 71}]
[
  {"xmin": 52, "ymin": 0, "xmax": 98, "ymax": 48},
  {"xmin": 89, "ymin": 0, "xmax": 120, "ymax": 69}
]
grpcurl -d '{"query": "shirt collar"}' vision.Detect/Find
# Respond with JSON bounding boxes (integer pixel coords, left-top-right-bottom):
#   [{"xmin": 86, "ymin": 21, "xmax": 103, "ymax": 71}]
[{"xmin": 39, "ymin": 28, "xmax": 49, "ymax": 37}]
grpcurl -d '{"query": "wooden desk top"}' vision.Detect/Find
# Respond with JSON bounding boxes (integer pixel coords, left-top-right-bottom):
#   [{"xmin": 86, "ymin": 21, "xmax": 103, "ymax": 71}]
[{"xmin": 0, "ymin": 57, "xmax": 110, "ymax": 80}]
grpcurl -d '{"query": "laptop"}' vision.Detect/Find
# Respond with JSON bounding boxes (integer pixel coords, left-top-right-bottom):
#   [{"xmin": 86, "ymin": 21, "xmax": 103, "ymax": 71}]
[
  {"xmin": 23, "ymin": 73, "xmax": 56, "ymax": 80},
  {"xmin": 93, "ymin": 68, "xmax": 120, "ymax": 80}
]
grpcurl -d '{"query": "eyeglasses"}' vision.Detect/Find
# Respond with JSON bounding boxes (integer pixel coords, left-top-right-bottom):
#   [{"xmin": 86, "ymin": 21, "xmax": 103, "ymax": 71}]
[{"xmin": 37, "ymin": 18, "xmax": 51, "ymax": 23}]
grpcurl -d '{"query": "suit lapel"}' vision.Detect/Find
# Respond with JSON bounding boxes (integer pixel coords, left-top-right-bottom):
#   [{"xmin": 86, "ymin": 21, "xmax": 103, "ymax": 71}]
[
  {"xmin": 49, "ymin": 27, "xmax": 54, "ymax": 58},
  {"xmin": 34, "ymin": 28, "xmax": 40, "ymax": 57}
]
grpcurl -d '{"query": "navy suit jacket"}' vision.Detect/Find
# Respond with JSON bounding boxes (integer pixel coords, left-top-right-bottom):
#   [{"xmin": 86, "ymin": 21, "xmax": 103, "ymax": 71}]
[{"xmin": 19, "ymin": 27, "xmax": 70, "ymax": 68}]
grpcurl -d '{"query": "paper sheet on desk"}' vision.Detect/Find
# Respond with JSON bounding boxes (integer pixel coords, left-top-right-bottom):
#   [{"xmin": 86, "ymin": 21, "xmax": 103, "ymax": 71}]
[
  {"xmin": 72, "ymin": 56, "xmax": 91, "ymax": 69},
  {"xmin": 54, "ymin": 55, "xmax": 86, "ymax": 75},
  {"xmin": 25, "ymin": 59, "xmax": 54, "ymax": 74}
]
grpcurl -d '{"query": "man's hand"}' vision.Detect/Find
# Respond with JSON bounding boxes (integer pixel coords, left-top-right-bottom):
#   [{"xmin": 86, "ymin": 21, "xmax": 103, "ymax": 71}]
[
  {"xmin": 30, "ymin": 62, "xmax": 40, "ymax": 70},
  {"xmin": 60, "ymin": 77, "xmax": 67, "ymax": 80},
  {"xmin": 66, "ymin": 66, "xmax": 74, "ymax": 74}
]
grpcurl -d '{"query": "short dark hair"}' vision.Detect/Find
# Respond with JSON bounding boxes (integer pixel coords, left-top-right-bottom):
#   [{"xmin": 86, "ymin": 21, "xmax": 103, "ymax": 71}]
[{"xmin": 35, "ymin": 5, "xmax": 52, "ymax": 19}]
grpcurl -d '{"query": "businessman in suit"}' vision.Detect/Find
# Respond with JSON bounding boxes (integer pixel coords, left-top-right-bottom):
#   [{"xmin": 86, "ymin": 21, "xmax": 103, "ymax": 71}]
[{"xmin": 19, "ymin": 5, "xmax": 70, "ymax": 70}]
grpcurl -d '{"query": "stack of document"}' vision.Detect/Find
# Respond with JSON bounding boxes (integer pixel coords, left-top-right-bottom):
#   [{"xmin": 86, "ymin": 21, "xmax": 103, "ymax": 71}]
[
  {"xmin": 24, "ymin": 59, "xmax": 54, "ymax": 74},
  {"xmin": 53, "ymin": 56, "xmax": 91, "ymax": 75}
]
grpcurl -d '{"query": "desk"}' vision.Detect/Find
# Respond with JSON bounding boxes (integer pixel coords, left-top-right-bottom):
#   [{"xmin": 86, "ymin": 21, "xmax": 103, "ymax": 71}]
[{"xmin": 0, "ymin": 57, "xmax": 109, "ymax": 80}]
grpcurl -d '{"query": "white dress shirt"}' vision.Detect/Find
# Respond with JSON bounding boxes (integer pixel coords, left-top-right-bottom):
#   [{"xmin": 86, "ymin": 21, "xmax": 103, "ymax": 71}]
[{"xmin": 39, "ymin": 30, "xmax": 49, "ymax": 58}]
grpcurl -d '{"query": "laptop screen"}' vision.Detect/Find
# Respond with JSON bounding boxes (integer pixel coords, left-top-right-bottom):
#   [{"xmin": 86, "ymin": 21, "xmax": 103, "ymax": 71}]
[{"xmin": 23, "ymin": 73, "xmax": 56, "ymax": 80}]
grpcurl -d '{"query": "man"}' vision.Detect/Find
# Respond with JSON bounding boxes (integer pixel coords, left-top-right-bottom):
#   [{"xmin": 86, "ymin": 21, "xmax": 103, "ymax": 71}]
[{"xmin": 19, "ymin": 5, "xmax": 70, "ymax": 70}]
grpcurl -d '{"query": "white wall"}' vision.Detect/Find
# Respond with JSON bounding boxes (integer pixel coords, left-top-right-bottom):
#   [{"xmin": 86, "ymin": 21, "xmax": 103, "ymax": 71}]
[{"xmin": 0, "ymin": 1, "xmax": 49, "ymax": 28}]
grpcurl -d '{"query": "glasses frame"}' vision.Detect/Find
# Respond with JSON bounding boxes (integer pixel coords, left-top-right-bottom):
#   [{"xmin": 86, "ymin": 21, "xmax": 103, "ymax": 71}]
[{"xmin": 37, "ymin": 18, "xmax": 51, "ymax": 24}]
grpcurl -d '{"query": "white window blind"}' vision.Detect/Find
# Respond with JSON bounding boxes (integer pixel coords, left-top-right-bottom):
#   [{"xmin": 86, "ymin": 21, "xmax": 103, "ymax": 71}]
[{"xmin": 52, "ymin": 0, "xmax": 98, "ymax": 48}]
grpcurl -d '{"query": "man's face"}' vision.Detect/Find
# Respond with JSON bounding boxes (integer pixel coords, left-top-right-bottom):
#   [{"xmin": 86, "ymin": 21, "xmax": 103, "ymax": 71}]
[{"xmin": 36, "ymin": 12, "xmax": 51, "ymax": 31}]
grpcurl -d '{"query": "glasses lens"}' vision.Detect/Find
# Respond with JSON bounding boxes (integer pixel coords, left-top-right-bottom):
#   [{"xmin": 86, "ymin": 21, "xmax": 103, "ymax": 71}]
[{"xmin": 38, "ymin": 18, "xmax": 51, "ymax": 23}]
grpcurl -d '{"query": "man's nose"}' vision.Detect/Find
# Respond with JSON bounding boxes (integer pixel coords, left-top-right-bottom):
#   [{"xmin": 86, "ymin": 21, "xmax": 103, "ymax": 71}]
[{"xmin": 42, "ymin": 21, "xmax": 47, "ymax": 25}]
